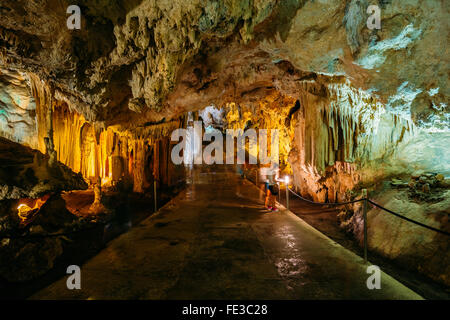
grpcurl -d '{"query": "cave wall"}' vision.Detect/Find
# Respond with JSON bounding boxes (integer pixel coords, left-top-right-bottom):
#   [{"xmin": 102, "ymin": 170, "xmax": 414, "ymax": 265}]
[
  {"xmin": 367, "ymin": 189, "xmax": 450, "ymax": 286},
  {"xmin": 0, "ymin": 136, "xmax": 87, "ymax": 201},
  {"xmin": 44, "ymin": 102, "xmax": 186, "ymax": 192},
  {"xmin": 0, "ymin": 71, "xmax": 187, "ymax": 193},
  {"xmin": 0, "ymin": 1, "xmax": 446, "ymax": 191},
  {"xmin": 289, "ymin": 81, "xmax": 415, "ymax": 202},
  {"xmin": 0, "ymin": 0, "xmax": 447, "ymax": 131},
  {"xmin": 223, "ymin": 91, "xmax": 297, "ymax": 172},
  {"xmin": 219, "ymin": 79, "xmax": 415, "ymax": 202},
  {"xmin": 0, "ymin": 68, "xmax": 38, "ymax": 148}
]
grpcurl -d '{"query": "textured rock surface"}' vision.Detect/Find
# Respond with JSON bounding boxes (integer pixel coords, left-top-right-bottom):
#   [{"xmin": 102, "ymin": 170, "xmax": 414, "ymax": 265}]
[
  {"xmin": 0, "ymin": 68, "xmax": 38, "ymax": 148},
  {"xmin": 0, "ymin": 0, "xmax": 448, "ymax": 288},
  {"xmin": 0, "ymin": 194, "xmax": 83, "ymax": 282},
  {"xmin": 389, "ymin": 131, "xmax": 450, "ymax": 177},
  {"xmin": 0, "ymin": 1, "xmax": 447, "ymax": 191},
  {"xmin": 0, "ymin": 0, "xmax": 446, "ymax": 195},
  {"xmin": 0, "ymin": 236, "xmax": 64, "ymax": 282},
  {"xmin": 0, "ymin": 136, "xmax": 87, "ymax": 200},
  {"xmin": 0, "ymin": 0, "xmax": 447, "ymax": 129},
  {"xmin": 337, "ymin": 187, "xmax": 450, "ymax": 287},
  {"xmin": 367, "ymin": 189, "xmax": 450, "ymax": 286}
]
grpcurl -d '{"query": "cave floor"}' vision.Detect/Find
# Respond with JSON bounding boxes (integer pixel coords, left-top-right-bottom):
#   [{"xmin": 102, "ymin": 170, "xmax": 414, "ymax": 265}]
[{"xmin": 32, "ymin": 165, "xmax": 422, "ymax": 300}]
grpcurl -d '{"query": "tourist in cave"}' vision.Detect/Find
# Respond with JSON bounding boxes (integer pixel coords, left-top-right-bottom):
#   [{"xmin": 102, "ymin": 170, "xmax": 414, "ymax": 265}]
[
  {"xmin": 264, "ymin": 163, "xmax": 280, "ymax": 212},
  {"xmin": 2, "ymin": 1, "xmax": 447, "ymax": 305}
]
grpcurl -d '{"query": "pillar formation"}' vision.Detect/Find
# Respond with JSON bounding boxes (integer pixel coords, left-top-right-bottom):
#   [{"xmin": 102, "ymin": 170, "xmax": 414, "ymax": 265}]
[
  {"xmin": 45, "ymin": 85, "xmax": 57, "ymax": 166},
  {"xmin": 90, "ymin": 176, "xmax": 107, "ymax": 214}
]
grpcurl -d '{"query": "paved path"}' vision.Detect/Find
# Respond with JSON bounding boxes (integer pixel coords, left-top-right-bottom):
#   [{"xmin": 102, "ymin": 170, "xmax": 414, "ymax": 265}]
[{"xmin": 33, "ymin": 166, "xmax": 422, "ymax": 299}]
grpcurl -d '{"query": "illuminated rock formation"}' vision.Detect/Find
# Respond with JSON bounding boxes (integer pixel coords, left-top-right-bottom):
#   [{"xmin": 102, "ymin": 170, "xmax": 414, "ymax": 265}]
[
  {"xmin": 0, "ymin": 137, "xmax": 87, "ymax": 201},
  {"xmin": 0, "ymin": 0, "xmax": 448, "ymax": 287},
  {"xmin": 0, "ymin": 1, "xmax": 446, "ymax": 127},
  {"xmin": 0, "ymin": 69, "xmax": 38, "ymax": 148}
]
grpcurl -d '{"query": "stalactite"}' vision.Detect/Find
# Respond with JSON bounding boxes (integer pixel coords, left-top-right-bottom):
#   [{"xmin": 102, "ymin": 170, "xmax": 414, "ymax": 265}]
[
  {"xmin": 23, "ymin": 73, "xmax": 186, "ymax": 193},
  {"xmin": 223, "ymin": 94, "xmax": 297, "ymax": 173},
  {"xmin": 27, "ymin": 73, "xmax": 53, "ymax": 154},
  {"xmin": 38, "ymin": 102, "xmax": 184, "ymax": 192},
  {"xmin": 290, "ymin": 80, "xmax": 416, "ymax": 202},
  {"xmin": 132, "ymin": 139, "xmax": 146, "ymax": 193}
]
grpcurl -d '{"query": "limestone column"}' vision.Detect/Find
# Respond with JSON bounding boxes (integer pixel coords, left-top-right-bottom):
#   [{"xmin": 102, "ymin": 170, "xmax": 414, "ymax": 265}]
[
  {"xmin": 89, "ymin": 176, "xmax": 107, "ymax": 214},
  {"xmin": 44, "ymin": 84, "xmax": 57, "ymax": 166}
]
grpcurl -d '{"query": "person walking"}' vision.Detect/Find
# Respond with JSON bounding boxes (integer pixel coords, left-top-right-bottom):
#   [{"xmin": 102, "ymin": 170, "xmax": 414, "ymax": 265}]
[{"xmin": 264, "ymin": 163, "xmax": 280, "ymax": 212}]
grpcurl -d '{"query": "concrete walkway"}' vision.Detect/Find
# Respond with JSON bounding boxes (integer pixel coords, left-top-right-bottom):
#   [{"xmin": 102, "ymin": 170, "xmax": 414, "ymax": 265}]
[{"xmin": 32, "ymin": 166, "xmax": 422, "ymax": 299}]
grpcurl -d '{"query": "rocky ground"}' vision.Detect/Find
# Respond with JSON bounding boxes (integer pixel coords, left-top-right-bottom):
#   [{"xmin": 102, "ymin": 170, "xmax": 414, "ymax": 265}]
[
  {"xmin": 0, "ymin": 137, "xmax": 87, "ymax": 200},
  {"xmin": 0, "ymin": 179, "xmax": 184, "ymax": 297},
  {"xmin": 0, "ymin": 193, "xmax": 107, "ymax": 283}
]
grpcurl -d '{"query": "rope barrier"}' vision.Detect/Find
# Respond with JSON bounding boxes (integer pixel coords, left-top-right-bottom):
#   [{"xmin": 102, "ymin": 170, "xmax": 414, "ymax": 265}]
[
  {"xmin": 367, "ymin": 200, "xmax": 450, "ymax": 236},
  {"xmin": 287, "ymin": 187, "xmax": 450, "ymax": 237},
  {"xmin": 288, "ymin": 188, "xmax": 365, "ymax": 205}
]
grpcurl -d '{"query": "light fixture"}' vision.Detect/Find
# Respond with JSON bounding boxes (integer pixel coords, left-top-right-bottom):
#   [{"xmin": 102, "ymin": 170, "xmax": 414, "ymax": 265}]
[
  {"xmin": 17, "ymin": 203, "xmax": 33, "ymax": 222},
  {"xmin": 285, "ymin": 175, "xmax": 289, "ymax": 184}
]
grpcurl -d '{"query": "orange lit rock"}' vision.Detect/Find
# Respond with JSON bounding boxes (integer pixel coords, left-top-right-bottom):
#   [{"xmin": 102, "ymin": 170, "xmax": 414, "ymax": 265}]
[{"xmin": 0, "ymin": 137, "xmax": 87, "ymax": 200}]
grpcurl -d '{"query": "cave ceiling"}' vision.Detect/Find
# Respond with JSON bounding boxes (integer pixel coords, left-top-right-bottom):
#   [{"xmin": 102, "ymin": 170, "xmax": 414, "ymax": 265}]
[{"xmin": 0, "ymin": 0, "xmax": 448, "ymax": 131}]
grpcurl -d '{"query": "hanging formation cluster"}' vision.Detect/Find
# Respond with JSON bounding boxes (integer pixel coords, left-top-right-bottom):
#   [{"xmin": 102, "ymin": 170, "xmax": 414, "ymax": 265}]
[
  {"xmin": 289, "ymin": 81, "xmax": 415, "ymax": 203},
  {"xmin": 27, "ymin": 73, "xmax": 186, "ymax": 193}
]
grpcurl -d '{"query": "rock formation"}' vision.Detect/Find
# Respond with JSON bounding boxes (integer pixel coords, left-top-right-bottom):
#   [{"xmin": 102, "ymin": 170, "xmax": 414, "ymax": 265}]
[
  {"xmin": 0, "ymin": 136, "xmax": 87, "ymax": 200},
  {"xmin": 0, "ymin": 0, "xmax": 448, "ymax": 286}
]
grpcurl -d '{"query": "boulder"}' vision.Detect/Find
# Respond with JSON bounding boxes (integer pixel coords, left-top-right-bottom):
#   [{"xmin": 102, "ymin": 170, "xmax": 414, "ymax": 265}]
[
  {"xmin": 0, "ymin": 237, "xmax": 64, "ymax": 282},
  {"xmin": 439, "ymin": 179, "xmax": 450, "ymax": 188},
  {"xmin": 367, "ymin": 189, "xmax": 450, "ymax": 286}
]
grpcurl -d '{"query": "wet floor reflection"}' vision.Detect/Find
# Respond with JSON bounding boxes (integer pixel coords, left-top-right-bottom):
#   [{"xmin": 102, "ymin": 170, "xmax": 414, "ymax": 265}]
[{"xmin": 31, "ymin": 164, "xmax": 423, "ymax": 300}]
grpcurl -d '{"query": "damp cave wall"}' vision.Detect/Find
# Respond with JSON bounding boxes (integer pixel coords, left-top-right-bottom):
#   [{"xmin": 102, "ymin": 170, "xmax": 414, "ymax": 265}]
[
  {"xmin": 220, "ymin": 80, "xmax": 415, "ymax": 203},
  {"xmin": 48, "ymin": 104, "xmax": 186, "ymax": 193},
  {"xmin": 289, "ymin": 81, "xmax": 415, "ymax": 203},
  {"xmin": 219, "ymin": 81, "xmax": 449, "ymax": 287},
  {"xmin": 16, "ymin": 72, "xmax": 187, "ymax": 194}
]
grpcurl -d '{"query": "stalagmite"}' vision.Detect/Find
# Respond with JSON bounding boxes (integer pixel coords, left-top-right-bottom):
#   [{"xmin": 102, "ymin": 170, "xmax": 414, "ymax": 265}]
[
  {"xmin": 89, "ymin": 176, "xmax": 106, "ymax": 214},
  {"xmin": 45, "ymin": 85, "xmax": 57, "ymax": 166},
  {"xmin": 0, "ymin": 0, "xmax": 448, "ymax": 302}
]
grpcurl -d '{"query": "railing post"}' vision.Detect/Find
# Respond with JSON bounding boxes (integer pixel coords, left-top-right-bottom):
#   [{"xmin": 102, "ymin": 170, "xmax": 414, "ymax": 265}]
[
  {"xmin": 278, "ymin": 183, "xmax": 281, "ymax": 203},
  {"xmin": 285, "ymin": 183, "xmax": 289, "ymax": 210},
  {"xmin": 362, "ymin": 188, "xmax": 368, "ymax": 262},
  {"xmin": 154, "ymin": 180, "xmax": 158, "ymax": 212}
]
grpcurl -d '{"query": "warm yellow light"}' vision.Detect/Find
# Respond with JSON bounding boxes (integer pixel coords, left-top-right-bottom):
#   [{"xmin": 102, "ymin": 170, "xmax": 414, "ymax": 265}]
[
  {"xmin": 17, "ymin": 203, "xmax": 33, "ymax": 221},
  {"xmin": 285, "ymin": 175, "xmax": 290, "ymax": 184},
  {"xmin": 16, "ymin": 195, "xmax": 49, "ymax": 223},
  {"xmin": 101, "ymin": 177, "xmax": 111, "ymax": 186}
]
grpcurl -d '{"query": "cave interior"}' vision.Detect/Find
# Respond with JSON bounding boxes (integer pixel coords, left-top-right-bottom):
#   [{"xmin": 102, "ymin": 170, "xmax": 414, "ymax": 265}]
[{"xmin": 0, "ymin": 0, "xmax": 448, "ymax": 299}]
